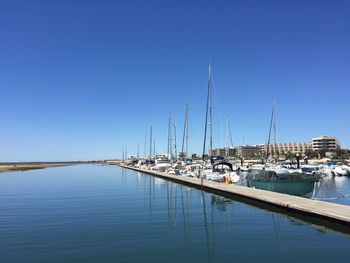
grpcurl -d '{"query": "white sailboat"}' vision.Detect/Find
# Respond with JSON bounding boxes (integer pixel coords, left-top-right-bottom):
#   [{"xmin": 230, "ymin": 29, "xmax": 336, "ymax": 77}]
[{"xmin": 201, "ymin": 64, "xmax": 240, "ymax": 184}]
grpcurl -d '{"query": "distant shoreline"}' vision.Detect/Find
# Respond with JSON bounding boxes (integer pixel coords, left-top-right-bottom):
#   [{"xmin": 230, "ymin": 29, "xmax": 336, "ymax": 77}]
[{"xmin": 0, "ymin": 162, "xmax": 83, "ymax": 173}]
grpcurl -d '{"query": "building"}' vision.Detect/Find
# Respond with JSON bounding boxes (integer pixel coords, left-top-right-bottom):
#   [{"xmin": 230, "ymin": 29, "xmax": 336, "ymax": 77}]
[
  {"xmin": 259, "ymin": 142, "xmax": 312, "ymax": 157},
  {"xmin": 211, "ymin": 146, "xmax": 258, "ymax": 158},
  {"xmin": 237, "ymin": 145, "xmax": 260, "ymax": 158},
  {"xmin": 210, "ymin": 147, "xmax": 237, "ymax": 158},
  {"xmin": 312, "ymin": 135, "xmax": 340, "ymax": 152},
  {"xmin": 258, "ymin": 135, "xmax": 340, "ymax": 158},
  {"xmin": 209, "ymin": 135, "xmax": 341, "ymax": 159},
  {"xmin": 211, "ymin": 148, "xmax": 228, "ymax": 157},
  {"xmin": 225, "ymin": 147, "xmax": 237, "ymax": 157}
]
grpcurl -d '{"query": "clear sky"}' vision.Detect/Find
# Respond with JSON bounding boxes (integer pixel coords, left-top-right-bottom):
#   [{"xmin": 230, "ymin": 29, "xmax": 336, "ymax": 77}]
[{"xmin": 0, "ymin": 0, "xmax": 349, "ymax": 161}]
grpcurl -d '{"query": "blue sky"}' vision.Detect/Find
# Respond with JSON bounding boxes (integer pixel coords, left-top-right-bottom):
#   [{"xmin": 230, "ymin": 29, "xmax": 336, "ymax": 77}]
[{"xmin": 0, "ymin": 0, "xmax": 349, "ymax": 161}]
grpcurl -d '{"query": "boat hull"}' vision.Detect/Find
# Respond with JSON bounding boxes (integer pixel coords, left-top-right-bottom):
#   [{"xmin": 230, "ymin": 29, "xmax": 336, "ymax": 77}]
[{"xmin": 247, "ymin": 179, "xmax": 317, "ymax": 197}]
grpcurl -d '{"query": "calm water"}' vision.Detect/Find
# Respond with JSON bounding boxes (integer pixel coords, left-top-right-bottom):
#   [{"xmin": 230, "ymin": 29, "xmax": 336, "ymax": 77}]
[
  {"xmin": 0, "ymin": 165, "xmax": 349, "ymax": 263},
  {"xmin": 314, "ymin": 175, "xmax": 350, "ymax": 205}
]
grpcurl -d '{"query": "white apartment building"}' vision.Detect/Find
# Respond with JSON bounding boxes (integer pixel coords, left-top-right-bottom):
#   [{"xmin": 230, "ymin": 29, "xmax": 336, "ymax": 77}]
[
  {"xmin": 259, "ymin": 142, "xmax": 312, "ymax": 157},
  {"xmin": 210, "ymin": 136, "xmax": 341, "ymax": 158}
]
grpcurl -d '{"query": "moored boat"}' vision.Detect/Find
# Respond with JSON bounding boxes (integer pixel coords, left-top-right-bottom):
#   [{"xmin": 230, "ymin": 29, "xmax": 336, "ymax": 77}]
[{"xmin": 246, "ymin": 170, "xmax": 320, "ymax": 197}]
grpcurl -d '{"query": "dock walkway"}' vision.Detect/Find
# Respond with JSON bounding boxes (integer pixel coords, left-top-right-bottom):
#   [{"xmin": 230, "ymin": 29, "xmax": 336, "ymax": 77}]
[{"xmin": 119, "ymin": 165, "xmax": 350, "ymax": 227}]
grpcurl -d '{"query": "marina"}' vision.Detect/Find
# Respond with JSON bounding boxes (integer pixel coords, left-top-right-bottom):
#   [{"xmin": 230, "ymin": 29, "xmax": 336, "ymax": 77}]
[
  {"xmin": 114, "ymin": 64, "xmax": 350, "ymax": 229},
  {"xmin": 2, "ymin": 1, "xmax": 350, "ymax": 262},
  {"xmin": 111, "ymin": 62, "xmax": 350, "ymax": 232}
]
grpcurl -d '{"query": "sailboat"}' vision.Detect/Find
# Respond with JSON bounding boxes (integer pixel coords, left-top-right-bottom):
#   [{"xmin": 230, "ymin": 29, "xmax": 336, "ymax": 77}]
[
  {"xmin": 201, "ymin": 64, "xmax": 239, "ymax": 184},
  {"xmin": 263, "ymin": 102, "xmax": 298, "ymax": 175},
  {"xmin": 246, "ymin": 102, "xmax": 320, "ymax": 197},
  {"xmin": 246, "ymin": 170, "xmax": 320, "ymax": 197}
]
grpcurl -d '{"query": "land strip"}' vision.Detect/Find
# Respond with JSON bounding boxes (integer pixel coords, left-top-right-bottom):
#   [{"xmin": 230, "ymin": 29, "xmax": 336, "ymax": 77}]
[{"xmin": 0, "ymin": 162, "xmax": 80, "ymax": 173}]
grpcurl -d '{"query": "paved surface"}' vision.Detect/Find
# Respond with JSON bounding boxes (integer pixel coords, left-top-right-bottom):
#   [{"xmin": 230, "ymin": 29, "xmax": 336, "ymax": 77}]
[{"xmin": 119, "ymin": 165, "xmax": 350, "ymax": 226}]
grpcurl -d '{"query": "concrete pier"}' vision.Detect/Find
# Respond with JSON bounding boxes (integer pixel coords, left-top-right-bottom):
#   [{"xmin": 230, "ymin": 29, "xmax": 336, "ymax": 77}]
[{"xmin": 119, "ymin": 165, "xmax": 350, "ymax": 227}]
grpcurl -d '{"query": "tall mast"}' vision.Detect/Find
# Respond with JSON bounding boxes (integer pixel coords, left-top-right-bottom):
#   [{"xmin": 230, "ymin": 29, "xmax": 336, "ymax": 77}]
[
  {"xmin": 273, "ymin": 121, "xmax": 277, "ymax": 146},
  {"xmin": 209, "ymin": 65, "xmax": 213, "ymax": 156},
  {"xmin": 149, "ymin": 125, "xmax": 152, "ymax": 159},
  {"xmin": 137, "ymin": 143, "xmax": 139, "ymax": 159},
  {"xmin": 173, "ymin": 123, "xmax": 177, "ymax": 160},
  {"xmin": 153, "ymin": 139, "xmax": 155, "ymax": 157},
  {"xmin": 185, "ymin": 105, "xmax": 189, "ymax": 158},
  {"xmin": 227, "ymin": 119, "xmax": 234, "ymax": 147},
  {"xmin": 181, "ymin": 105, "xmax": 186, "ymax": 158},
  {"xmin": 202, "ymin": 64, "xmax": 212, "ymax": 158},
  {"xmin": 167, "ymin": 114, "xmax": 170, "ymax": 158},
  {"xmin": 167, "ymin": 113, "xmax": 172, "ymax": 159},
  {"xmin": 273, "ymin": 103, "xmax": 278, "ymax": 159},
  {"xmin": 273, "ymin": 116, "xmax": 276, "ymax": 159},
  {"xmin": 122, "ymin": 147, "xmax": 127, "ymax": 161},
  {"xmin": 266, "ymin": 102, "xmax": 275, "ymax": 161},
  {"xmin": 181, "ymin": 104, "xmax": 189, "ymax": 159},
  {"xmin": 144, "ymin": 129, "xmax": 147, "ymax": 158}
]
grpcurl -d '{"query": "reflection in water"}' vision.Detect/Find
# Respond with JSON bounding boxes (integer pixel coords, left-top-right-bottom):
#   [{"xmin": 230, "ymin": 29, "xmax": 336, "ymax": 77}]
[
  {"xmin": 154, "ymin": 177, "xmax": 167, "ymax": 187},
  {"xmin": 122, "ymin": 167, "xmax": 127, "ymax": 184},
  {"xmin": 138, "ymin": 170, "xmax": 350, "ymax": 233},
  {"xmin": 313, "ymin": 176, "xmax": 350, "ymax": 205},
  {"xmin": 144, "ymin": 172, "xmax": 350, "ymax": 251},
  {"xmin": 272, "ymin": 214, "xmax": 281, "ymax": 251},
  {"xmin": 201, "ymin": 190, "xmax": 212, "ymax": 263},
  {"xmin": 167, "ymin": 182, "xmax": 178, "ymax": 228},
  {"xmin": 145, "ymin": 175, "xmax": 217, "ymax": 261},
  {"xmin": 1, "ymin": 165, "xmax": 350, "ymax": 263},
  {"xmin": 117, "ymin": 169, "xmax": 350, "ymax": 262},
  {"xmin": 211, "ymin": 195, "xmax": 233, "ymax": 212},
  {"xmin": 180, "ymin": 187, "xmax": 190, "ymax": 244},
  {"xmin": 149, "ymin": 174, "xmax": 152, "ymax": 219}
]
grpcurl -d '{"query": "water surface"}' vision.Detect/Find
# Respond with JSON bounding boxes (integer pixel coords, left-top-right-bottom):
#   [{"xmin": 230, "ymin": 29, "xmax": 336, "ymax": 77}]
[{"xmin": 0, "ymin": 165, "xmax": 349, "ymax": 263}]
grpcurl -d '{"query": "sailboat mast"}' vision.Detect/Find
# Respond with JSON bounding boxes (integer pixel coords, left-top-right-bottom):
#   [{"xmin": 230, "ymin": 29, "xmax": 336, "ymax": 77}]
[
  {"xmin": 185, "ymin": 105, "xmax": 189, "ymax": 158},
  {"xmin": 181, "ymin": 104, "xmax": 189, "ymax": 159},
  {"xmin": 209, "ymin": 66, "xmax": 213, "ymax": 156},
  {"xmin": 149, "ymin": 125, "xmax": 152, "ymax": 159},
  {"xmin": 181, "ymin": 105, "xmax": 186, "ymax": 159},
  {"xmin": 273, "ymin": 110, "xmax": 277, "ymax": 159},
  {"xmin": 153, "ymin": 140, "xmax": 155, "ymax": 157},
  {"xmin": 202, "ymin": 64, "xmax": 211, "ymax": 158},
  {"xmin": 137, "ymin": 143, "xmax": 139, "ymax": 159},
  {"xmin": 144, "ymin": 129, "xmax": 147, "ymax": 158},
  {"xmin": 167, "ymin": 113, "xmax": 170, "ymax": 159},
  {"xmin": 167, "ymin": 113, "xmax": 173, "ymax": 159},
  {"xmin": 266, "ymin": 102, "xmax": 275, "ymax": 161},
  {"xmin": 227, "ymin": 119, "xmax": 234, "ymax": 147},
  {"xmin": 173, "ymin": 123, "xmax": 177, "ymax": 160}
]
